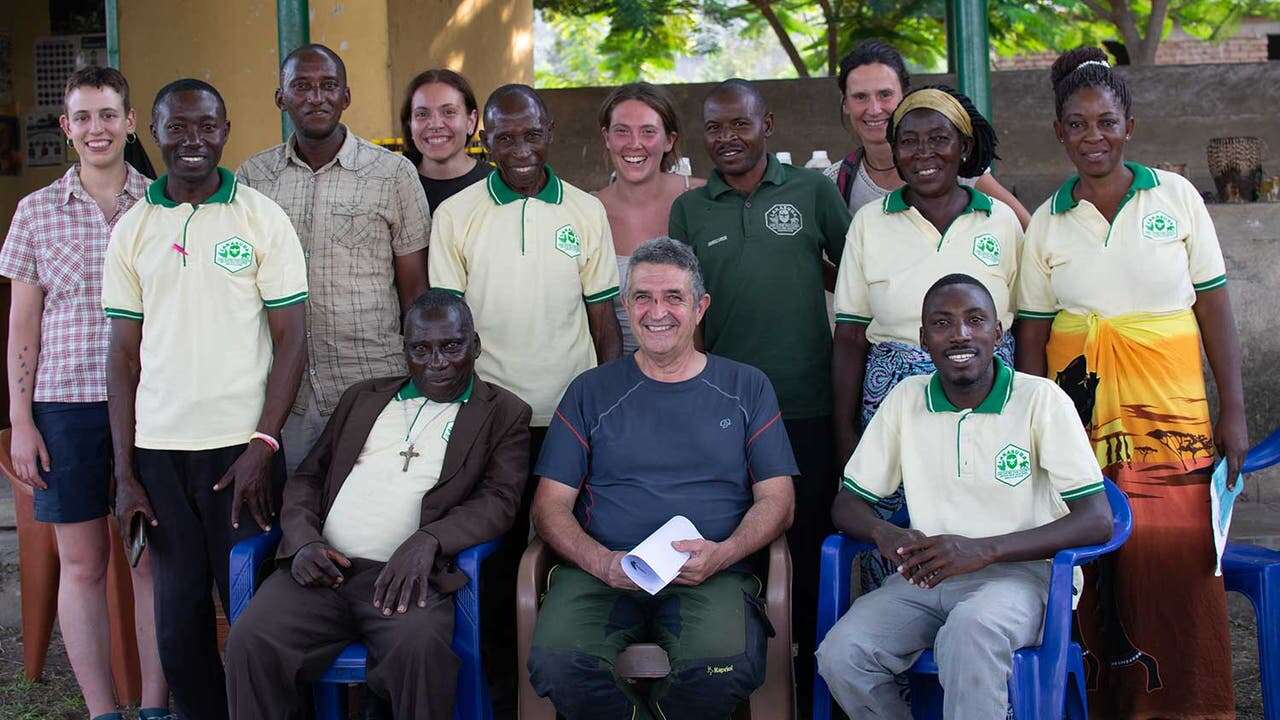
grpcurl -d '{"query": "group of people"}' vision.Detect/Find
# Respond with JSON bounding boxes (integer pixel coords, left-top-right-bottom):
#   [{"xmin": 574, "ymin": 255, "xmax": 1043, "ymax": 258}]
[{"xmin": 2, "ymin": 34, "xmax": 1247, "ymax": 720}]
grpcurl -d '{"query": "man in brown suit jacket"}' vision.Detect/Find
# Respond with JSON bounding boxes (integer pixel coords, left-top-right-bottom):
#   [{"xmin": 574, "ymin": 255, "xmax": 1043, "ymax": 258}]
[{"xmin": 225, "ymin": 289, "xmax": 531, "ymax": 720}]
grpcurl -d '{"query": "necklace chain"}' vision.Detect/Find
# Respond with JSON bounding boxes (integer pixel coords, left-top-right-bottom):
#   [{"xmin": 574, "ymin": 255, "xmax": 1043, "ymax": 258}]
[{"xmin": 400, "ymin": 397, "xmax": 453, "ymax": 449}]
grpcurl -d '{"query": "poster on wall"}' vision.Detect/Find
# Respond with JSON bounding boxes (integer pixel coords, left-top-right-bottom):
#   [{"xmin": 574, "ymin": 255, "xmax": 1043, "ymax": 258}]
[
  {"xmin": 0, "ymin": 116, "xmax": 20, "ymax": 175},
  {"xmin": 25, "ymin": 108, "xmax": 64, "ymax": 167},
  {"xmin": 0, "ymin": 31, "xmax": 13, "ymax": 107},
  {"xmin": 34, "ymin": 35, "xmax": 106, "ymax": 108}
]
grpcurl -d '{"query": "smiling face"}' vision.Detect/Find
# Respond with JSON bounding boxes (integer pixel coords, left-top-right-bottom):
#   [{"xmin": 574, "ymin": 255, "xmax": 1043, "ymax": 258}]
[
  {"xmin": 892, "ymin": 108, "xmax": 971, "ymax": 199},
  {"xmin": 276, "ymin": 49, "xmax": 350, "ymax": 141},
  {"xmin": 702, "ymin": 89, "xmax": 772, "ymax": 179},
  {"xmin": 604, "ymin": 99, "xmax": 674, "ymax": 184},
  {"xmin": 484, "ymin": 94, "xmax": 552, "ymax": 196},
  {"xmin": 151, "ymin": 89, "xmax": 229, "ymax": 186},
  {"xmin": 411, "ymin": 81, "xmax": 477, "ymax": 165},
  {"xmin": 920, "ymin": 283, "xmax": 1002, "ymax": 389},
  {"xmin": 404, "ymin": 304, "xmax": 480, "ymax": 403},
  {"xmin": 843, "ymin": 62, "xmax": 903, "ymax": 146},
  {"xmin": 61, "ymin": 85, "xmax": 135, "ymax": 171},
  {"xmin": 1055, "ymin": 85, "xmax": 1133, "ymax": 179},
  {"xmin": 626, "ymin": 261, "xmax": 709, "ymax": 360}
]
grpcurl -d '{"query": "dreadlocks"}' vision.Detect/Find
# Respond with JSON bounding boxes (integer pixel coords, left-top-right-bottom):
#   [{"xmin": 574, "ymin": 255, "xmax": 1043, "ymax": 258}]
[
  {"xmin": 1050, "ymin": 46, "xmax": 1132, "ymax": 120},
  {"xmin": 885, "ymin": 84, "xmax": 998, "ymax": 179}
]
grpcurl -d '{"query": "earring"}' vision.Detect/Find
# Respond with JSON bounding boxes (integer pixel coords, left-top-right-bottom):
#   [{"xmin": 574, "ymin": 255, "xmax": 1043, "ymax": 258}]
[
  {"xmin": 65, "ymin": 137, "xmax": 74, "ymax": 149},
  {"xmin": 127, "ymin": 132, "xmax": 138, "ymax": 144}
]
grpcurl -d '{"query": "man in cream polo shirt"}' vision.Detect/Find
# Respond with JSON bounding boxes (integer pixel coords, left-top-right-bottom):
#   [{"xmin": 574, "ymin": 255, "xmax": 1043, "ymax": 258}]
[
  {"xmin": 427, "ymin": 82, "xmax": 621, "ymax": 712},
  {"xmin": 226, "ymin": 289, "xmax": 531, "ymax": 719},
  {"xmin": 103, "ymin": 79, "xmax": 307, "ymax": 720},
  {"xmin": 816, "ymin": 274, "xmax": 1112, "ymax": 720}
]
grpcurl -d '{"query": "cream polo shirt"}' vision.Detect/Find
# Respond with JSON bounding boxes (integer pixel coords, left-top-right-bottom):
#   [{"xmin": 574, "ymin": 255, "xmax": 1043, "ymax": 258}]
[
  {"xmin": 1016, "ymin": 162, "xmax": 1227, "ymax": 320},
  {"xmin": 428, "ymin": 167, "xmax": 620, "ymax": 426},
  {"xmin": 102, "ymin": 169, "xmax": 308, "ymax": 451},
  {"xmin": 841, "ymin": 359, "xmax": 1104, "ymax": 541},
  {"xmin": 322, "ymin": 378, "xmax": 470, "ymax": 562},
  {"xmin": 834, "ymin": 187, "xmax": 1022, "ymax": 346}
]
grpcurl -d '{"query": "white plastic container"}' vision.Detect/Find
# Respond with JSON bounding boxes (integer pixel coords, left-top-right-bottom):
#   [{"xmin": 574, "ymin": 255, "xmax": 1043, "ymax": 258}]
[
  {"xmin": 804, "ymin": 150, "xmax": 832, "ymax": 169},
  {"xmin": 775, "ymin": 151, "xmax": 793, "ymax": 165}
]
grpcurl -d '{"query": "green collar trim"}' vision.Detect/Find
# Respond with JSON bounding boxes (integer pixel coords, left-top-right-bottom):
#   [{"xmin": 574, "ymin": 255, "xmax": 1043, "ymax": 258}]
[
  {"xmin": 926, "ymin": 358, "xmax": 1013, "ymax": 414},
  {"xmin": 396, "ymin": 375, "xmax": 475, "ymax": 404},
  {"xmin": 146, "ymin": 167, "xmax": 237, "ymax": 208},
  {"xmin": 1051, "ymin": 161, "xmax": 1158, "ymax": 215},
  {"xmin": 707, "ymin": 153, "xmax": 784, "ymax": 198},
  {"xmin": 883, "ymin": 185, "xmax": 993, "ymax": 215},
  {"xmin": 486, "ymin": 165, "xmax": 563, "ymax": 206}
]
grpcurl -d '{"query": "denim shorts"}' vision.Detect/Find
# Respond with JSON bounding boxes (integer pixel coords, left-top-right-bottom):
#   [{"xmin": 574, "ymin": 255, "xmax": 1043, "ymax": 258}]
[{"xmin": 31, "ymin": 401, "xmax": 112, "ymax": 523}]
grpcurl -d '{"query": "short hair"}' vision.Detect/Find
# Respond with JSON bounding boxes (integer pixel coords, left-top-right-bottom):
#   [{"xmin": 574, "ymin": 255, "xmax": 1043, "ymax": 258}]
[
  {"xmin": 628, "ymin": 236, "xmax": 705, "ymax": 302},
  {"xmin": 1050, "ymin": 46, "xmax": 1132, "ymax": 120},
  {"xmin": 280, "ymin": 43, "xmax": 347, "ymax": 84},
  {"xmin": 152, "ymin": 78, "xmax": 226, "ymax": 120},
  {"xmin": 885, "ymin": 84, "xmax": 999, "ymax": 178},
  {"xmin": 404, "ymin": 288, "xmax": 476, "ymax": 336},
  {"xmin": 922, "ymin": 273, "xmax": 995, "ymax": 316},
  {"xmin": 705, "ymin": 78, "xmax": 767, "ymax": 116},
  {"xmin": 64, "ymin": 65, "xmax": 132, "ymax": 113},
  {"xmin": 598, "ymin": 82, "xmax": 683, "ymax": 172},
  {"xmin": 483, "ymin": 84, "xmax": 549, "ymax": 126},
  {"xmin": 400, "ymin": 68, "xmax": 479, "ymax": 167},
  {"xmin": 836, "ymin": 39, "xmax": 910, "ymax": 97}
]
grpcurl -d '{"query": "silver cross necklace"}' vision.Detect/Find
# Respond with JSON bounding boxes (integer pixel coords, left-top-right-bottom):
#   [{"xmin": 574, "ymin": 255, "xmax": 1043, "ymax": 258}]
[{"xmin": 399, "ymin": 397, "xmax": 453, "ymax": 472}]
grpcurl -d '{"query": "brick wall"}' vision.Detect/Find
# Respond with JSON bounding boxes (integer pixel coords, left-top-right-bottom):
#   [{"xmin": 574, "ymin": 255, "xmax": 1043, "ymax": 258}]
[{"xmin": 993, "ymin": 37, "xmax": 1269, "ymax": 70}]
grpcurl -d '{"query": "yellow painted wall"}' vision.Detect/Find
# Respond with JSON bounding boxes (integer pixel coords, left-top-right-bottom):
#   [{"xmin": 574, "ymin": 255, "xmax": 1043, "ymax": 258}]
[
  {"xmin": 0, "ymin": 0, "xmax": 533, "ymax": 238},
  {"xmin": 387, "ymin": 0, "xmax": 534, "ymax": 133}
]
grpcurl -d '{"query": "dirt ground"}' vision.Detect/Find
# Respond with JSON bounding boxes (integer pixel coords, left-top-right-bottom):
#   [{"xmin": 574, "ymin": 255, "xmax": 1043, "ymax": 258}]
[{"xmin": 0, "ymin": 594, "xmax": 1268, "ymax": 719}]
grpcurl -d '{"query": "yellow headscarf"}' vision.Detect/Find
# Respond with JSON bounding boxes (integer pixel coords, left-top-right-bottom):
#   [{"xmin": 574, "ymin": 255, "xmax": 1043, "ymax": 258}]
[{"xmin": 891, "ymin": 88, "xmax": 972, "ymax": 137}]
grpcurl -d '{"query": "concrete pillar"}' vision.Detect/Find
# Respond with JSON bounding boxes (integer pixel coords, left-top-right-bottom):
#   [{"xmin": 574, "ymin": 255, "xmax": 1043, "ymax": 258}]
[{"xmin": 276, "ymin": 0, "xmax": 310, "ymax": 141}]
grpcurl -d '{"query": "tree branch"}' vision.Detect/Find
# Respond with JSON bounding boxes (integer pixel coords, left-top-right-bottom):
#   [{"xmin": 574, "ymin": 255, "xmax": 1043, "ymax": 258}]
[
  {"xmin": 749, "ymin": 0, "xmax": 811, "ymax": 77},
  {"xmin": 816, "ymin": 0, "xmax": 838, "ymax": 76},
  {"xmin": 1140, "ymin": 0, "xmax": 1173, "ymax": 64}
]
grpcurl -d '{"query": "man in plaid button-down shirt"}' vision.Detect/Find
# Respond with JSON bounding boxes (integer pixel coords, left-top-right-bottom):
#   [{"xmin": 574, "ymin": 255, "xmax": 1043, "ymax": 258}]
[{"xmin": 238, "ymin": 44, "xmax": 431, "ymax": 472}]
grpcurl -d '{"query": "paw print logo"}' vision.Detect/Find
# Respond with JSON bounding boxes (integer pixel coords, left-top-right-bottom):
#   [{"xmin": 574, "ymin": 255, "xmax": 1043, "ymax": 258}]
[
  {"xmin": 971, "ymin": 234, "xmax": 1000, "ymax": 267},
  {"xmin": 994, "ymin": 444, "xmax": 1031, "ymax": 486}
]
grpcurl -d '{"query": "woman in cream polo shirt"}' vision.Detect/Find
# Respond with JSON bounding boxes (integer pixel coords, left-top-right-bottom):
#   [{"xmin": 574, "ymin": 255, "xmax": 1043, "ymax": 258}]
[
  {"xmin": 1015, "ymin": 47, "xmax": 1246, "ymax": 719},
  {"xmin": 831, "ymin": 85, "xmax": 1023, "ymax": 590}
]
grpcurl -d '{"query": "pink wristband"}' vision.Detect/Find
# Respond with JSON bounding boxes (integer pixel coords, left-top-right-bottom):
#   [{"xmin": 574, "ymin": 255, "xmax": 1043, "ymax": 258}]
[{"xmin": 250, "ymin": 432, "xmax": 280, "ymax": 454}]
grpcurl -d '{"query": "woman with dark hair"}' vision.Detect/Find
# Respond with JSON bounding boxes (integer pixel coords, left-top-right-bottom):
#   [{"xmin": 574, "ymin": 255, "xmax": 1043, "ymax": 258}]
[
  {"xmin": 830, "ymin": 40, "xmax": 1031, "ymax": 226},
  {"xmin": 832, "ymin": 85, "xmax": 1023, "ymax": 590},
  {"xmin": 0, "ymin": 66, "xmax": 169, "ymax": 720},
  {"xmin": 594, "ymin": 82, "xmax": 704, "ymax": 353},
  {"xmin": 1015, "ymin": 46, "xmax": 1245, "ymax": 718},
  {"xmin": 401, "ymin": 68, "xmax": 489, "ymax": 210}
]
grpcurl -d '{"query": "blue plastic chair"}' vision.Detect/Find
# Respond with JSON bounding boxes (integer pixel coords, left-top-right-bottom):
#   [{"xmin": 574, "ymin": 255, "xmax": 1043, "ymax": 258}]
[
  {"xmin": 1222, "ymin": 427, "xmax": 1280, "ymax": 720},
  {"xmin": 228, "ymin": 528, "xmax": 498, "ymax": 720},
  {"xmin": 813, "ymin": 478, "xmax": 1132, "ymax": 720}
]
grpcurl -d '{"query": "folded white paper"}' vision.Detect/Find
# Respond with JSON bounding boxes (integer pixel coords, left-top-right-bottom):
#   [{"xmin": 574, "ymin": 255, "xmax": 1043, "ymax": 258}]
[
  {"xmin": 1210, "ymin": 458, "xmax": 1245, "ymax": 577},
  {"xmin": 622, "ymin": 515, "xmax": 704, "ymax": 595}
]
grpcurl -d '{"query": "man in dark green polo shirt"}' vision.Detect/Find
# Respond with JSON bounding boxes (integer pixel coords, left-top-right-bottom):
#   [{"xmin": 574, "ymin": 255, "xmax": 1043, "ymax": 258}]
[{"xmin": 667, "ymin": 77, "xmax": 852, "ymax": 706}]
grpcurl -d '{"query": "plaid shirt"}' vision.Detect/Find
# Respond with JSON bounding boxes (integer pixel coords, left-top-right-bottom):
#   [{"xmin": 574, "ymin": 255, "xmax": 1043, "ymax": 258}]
[
  {"xmin": 0, "ymin": 164, "xmax": 148, "ymax": 402},
  {"xmin": 237, "ymin": 128, "xmax": 431, "ymax": 416}
]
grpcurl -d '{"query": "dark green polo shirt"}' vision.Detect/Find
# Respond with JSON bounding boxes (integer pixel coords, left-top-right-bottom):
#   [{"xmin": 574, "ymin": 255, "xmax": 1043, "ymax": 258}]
[{"xmin": 669, "ymin": 154, "xmax": 852, "ymax": 419}]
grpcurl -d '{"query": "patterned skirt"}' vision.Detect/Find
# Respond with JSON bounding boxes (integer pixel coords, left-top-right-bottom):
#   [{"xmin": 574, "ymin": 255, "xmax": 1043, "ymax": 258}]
[
  {"xmin": 855, "ymin": 334, "xmax": 1015, "ymax": 592},
  {"xmin": 1049, "ymin": 309, "xmax": 1233, "ymax": 719}
]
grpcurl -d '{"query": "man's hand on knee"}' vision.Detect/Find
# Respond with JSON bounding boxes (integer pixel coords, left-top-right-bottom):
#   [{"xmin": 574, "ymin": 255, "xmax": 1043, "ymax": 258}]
[
  {"xmin": 372, "ymin": 532, "xmax": 440, "ymax": 615},
  {"xmin": 291, "ymin": 541, "xmax": 351, "ymax": 588},
  {"xmin": 896, "ymin": 534, "xmax": 995, "ymax": 589}
]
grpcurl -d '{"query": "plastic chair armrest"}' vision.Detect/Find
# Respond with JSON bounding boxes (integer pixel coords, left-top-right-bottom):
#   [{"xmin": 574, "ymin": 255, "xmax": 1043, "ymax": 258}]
[{"xmin": 228, "ymin": 526, "xmax": 282, "ymax": 624}]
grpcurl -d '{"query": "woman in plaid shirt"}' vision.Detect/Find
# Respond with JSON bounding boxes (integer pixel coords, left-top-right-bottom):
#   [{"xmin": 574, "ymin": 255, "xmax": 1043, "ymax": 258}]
[{"xmin": 0, "ymin": 67, "xmax": 169, "ymax": 720}]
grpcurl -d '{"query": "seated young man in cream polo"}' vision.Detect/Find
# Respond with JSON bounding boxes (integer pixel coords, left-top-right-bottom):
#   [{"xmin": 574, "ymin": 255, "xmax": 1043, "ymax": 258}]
[{"xmin": 815, "ymin": 273, "xmax": 1113, "ymax": 720}]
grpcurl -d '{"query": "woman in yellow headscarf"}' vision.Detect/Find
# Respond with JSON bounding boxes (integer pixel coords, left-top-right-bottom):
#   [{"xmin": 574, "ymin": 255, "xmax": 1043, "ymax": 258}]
[{"xmin": 1015, "ymin": 47, "xmax": 1247, "ymax": 719}]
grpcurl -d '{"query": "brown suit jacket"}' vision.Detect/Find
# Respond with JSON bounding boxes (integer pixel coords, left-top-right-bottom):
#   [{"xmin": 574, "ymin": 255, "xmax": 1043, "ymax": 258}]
[{"xmin": 278, "ymin": 374, "xmax": 532, "ymax": 592}]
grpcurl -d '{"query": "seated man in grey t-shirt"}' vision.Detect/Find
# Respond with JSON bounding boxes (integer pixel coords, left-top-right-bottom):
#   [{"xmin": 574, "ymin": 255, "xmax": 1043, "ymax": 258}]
[{"xmin": 526, "ymin": 237, "xmax": 797, "ymax": 719}]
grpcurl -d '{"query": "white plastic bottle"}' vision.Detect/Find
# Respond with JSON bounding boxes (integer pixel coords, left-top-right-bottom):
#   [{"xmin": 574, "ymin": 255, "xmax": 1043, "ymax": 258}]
[
  {"xmin": 804, "ymin": 150, "xmax": 832, "ymax": 170},
  {"xmin": 775, "ymin": 151, "xmax": 793, "ymax": 165}
]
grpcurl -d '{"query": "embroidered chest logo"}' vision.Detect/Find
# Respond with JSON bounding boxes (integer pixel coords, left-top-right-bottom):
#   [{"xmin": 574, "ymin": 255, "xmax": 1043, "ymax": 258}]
[
  {"xmin": 764, "ymin": 203, "xmax": 803, "ymax": 236},
  {"xmin": 972, "ymin": 234, "xmax": 1000, "ymax": 266},
  {"xmin": 1142, "ymin": 211, "xmax": 1178, "ymax": 240},
  {"xmin": 213, "ymin": 237, "xmax": 254, "ymax": 273},
  {"xmin": 719, "ymin": 417, "xmax": 732, "ymax": 429},
  {"xmin": 554, "ymin": 225, "xmax": 582, "ymax": 258},
  {"xmin": 442, "ymin": 420, "xmax": 454, "ymax": 442},
  {"xmin": 994, "ymin": 444, "xmax": 1031, "ymax": 486}
]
